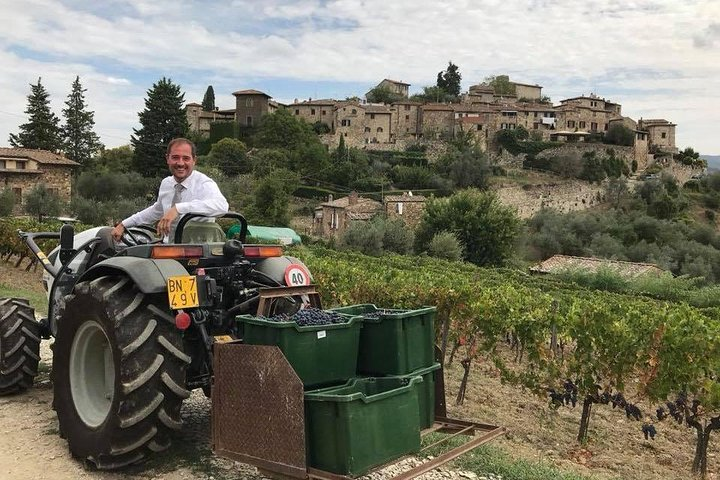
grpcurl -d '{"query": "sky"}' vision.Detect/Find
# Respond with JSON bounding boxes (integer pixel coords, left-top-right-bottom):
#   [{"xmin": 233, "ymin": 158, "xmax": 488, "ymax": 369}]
[{"xmin": 0, "ymin": 0, "xmax": 719, "ymax": 155}]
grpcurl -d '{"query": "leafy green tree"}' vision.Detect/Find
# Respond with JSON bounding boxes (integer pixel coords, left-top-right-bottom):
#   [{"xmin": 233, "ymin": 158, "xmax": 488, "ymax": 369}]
[
  {"xmin": 0, "ymin": 188, "xmax": 15, "ymax": 216},
  {"xmin": 207, "ymin": 137, "xmax": 249, "ymax": 175},
  {"xmin": 579, "ymin": 151, "xmax": 606, "ymax": 183},
  {"xmin": 9, "ymin": 78, "xmax": 62, "ymax": 151},
  {"xmin": 415, "ymin": 189, "xmax": 521, "ymax": 266},
  {"xmin": 131, "ymin": 77, "xmax": 189, "ymax": 178},
  {"xmin": 253, "ymin": 109, "xmax": 317, "ymax": 151},
  {"xmin": 62, "ymin": 76, "xmax": 103, "ymax": 167},
  {"xmin": 366, "ymin": 86, "xmax": 404, "ymax": 104},
  {"xmin": 604, "ymin": 123, "xmax": 634, "ymax": 146},
  {"xmin": 92, "ymin": 145, "xmax": 134, "ymax": 172},
  {"xmin": 436, "ymin": 61, "xmax": 462, "ymax": 97},
  {"xmin": 24, "ymin": 183, "xmax": 61, "ymax": 221},
  {"xmin": 246, "ymin": 168, "xmax": 300, "ymax": 226},
  {"xmin": 249, "ymin": 148, "xmax": 291, "ymax": 176},
  {"xmin": 484, "ymin": 75, "xmax": 515, "ymax": 95},
  {"xmin": 605, "ymin": 177, "xmax": 631, "ymax": 209},
  {"xmin": 428, "ymin": 231, "xmax": 464, "ymax": 261},
  {"xmin": 410, "ymin": 86, "xmax": 455, "ymax": 103},
  {"xmin": 437, "ymin": 132, "xmax": 491, "ymax": 190},
  {"xmin": 201, "ymin": 85, "xmax": 215, "ymax": 111}
]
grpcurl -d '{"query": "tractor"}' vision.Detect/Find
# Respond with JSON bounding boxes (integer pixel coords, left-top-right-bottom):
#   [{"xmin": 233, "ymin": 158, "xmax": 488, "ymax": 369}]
[{"xmin": 0, "ymin": 213, "xmax": 312, "ymax": 469}]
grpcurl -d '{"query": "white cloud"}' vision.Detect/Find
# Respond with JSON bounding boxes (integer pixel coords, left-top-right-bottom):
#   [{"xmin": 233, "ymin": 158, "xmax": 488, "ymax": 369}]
[{"xmin": 0, "ymin": 0, "xmax": 718, "ymax": 152}]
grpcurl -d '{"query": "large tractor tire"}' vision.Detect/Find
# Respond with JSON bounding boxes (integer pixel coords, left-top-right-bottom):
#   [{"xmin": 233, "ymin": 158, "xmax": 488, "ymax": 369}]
[
  {"xmin": 0, "ymin": 298, "xmax": 40, "ymax": 395},
  {"xmin": 53, "ymin": 275, "xmax": 191, "ymax": 469}
]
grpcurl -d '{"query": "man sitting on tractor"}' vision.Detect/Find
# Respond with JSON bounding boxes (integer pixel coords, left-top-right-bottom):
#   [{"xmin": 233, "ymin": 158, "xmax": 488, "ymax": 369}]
[{"xmin": 111, "ymin": 137, "xmax": 228, "ymax": 243}]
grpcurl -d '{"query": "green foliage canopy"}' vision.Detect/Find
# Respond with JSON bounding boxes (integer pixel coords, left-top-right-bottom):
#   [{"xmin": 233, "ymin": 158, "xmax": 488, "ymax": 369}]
[
  {"xmin": 9, "ymin": 77, "xmax": 62, "ymax": 151},
  {"xmin": 62, "ymin": 76, "xmax": 103, "ymax": 167}
]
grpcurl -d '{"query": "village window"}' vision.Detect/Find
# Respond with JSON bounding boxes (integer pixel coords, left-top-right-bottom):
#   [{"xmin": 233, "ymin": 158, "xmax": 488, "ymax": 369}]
[
  {"xmin": 404, "ymin": 105, "xmax": 410, "ymax": 111},
  {"xmin": 396, "ymin": 202, "xmax": 404, "ymax": 215},
  {"xmin": 246, "ymin": 99, "xmax": 253, "ymax": 107},
  {"xmin": 311, "ymin": 109, "xmax": 316, "ymax": 115},
  {"xmin": 322, "ymin": 110, "xmax": 326, "ymax": 115},
  {"xmin": 295, "ymin": 109, "xmax": 300, "ymax": 115},
  {"xmin": 370, "ymin": 114, "xmax": 375, "ymax": 119},
  {"xmin": 377, "ymin": 127, "xmax": 383, "ymax": 133},
  {"xmin": 500, "ymin": 123, "xmax": 506, "ymax": 129},
  {"xmin": 661, "ymin": 132, "xmax": 667, "ymax": 138},
  {"xmin": 477, "ymin": 125, "xmax": 482, "ymax": 131},
  {"xmin": 604, "ymin": 123, "xmax": 609, "ymax": 131},
  {"xmin": 567, "ymin": 120, "xmax": 575, "ymax": 128},
  {"xmin": 533, "ymin": 123, "xmax": 539, "ymax": 129},
  {"xmin": 591, "ymin": 122, "xmax": 598, "ymax": 131},
  {"xmin": 246, "ymin": 116, "xmax": 253, "ymax": 126},
  {"xmin": 16, "ymin": 161, "xmax": 26, "ymax": 170},
  {"xmin": 330, "ymin": 211, "xmax": 338, "ymax": 229},
  {"xmin": 12, "ymin": 188, "xmax": 21, "ymax": 203},
  {"xmin": 0, "ymin": 160, "xmax": 5, "ymax": 169},
  {"xmin": 364, "ymin": 127, "xmax": 371, "ymax": 132},
  {"xmin": 405, "ymin": 115, "xmax": 410, "ymax": 120},
  {"xmin": 351, "ymin": 109, "xmax": 357, "ymax": 114},
  {"xmin": 533, "ymin": 112, "xmax": 538, "ymax": 117},
  {"xmin": 579, "ymin": 121, "xmax": 586, "ymax": 128},
  {"xmin": 406, "ymin": 127, "xmax": 410, "ymax": 132},
  {"xmin": 341, "ymin": 119, "xmax": 351, "ymax": 127},
  {"xmin": 509, "ymin": 124, "xmax": 516, "ymax": 129}
]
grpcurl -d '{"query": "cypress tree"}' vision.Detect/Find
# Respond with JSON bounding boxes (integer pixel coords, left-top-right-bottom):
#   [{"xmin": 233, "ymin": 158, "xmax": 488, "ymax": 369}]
[
  {"xmin": 202, "ymin": 85, "xmax": 216, "ymax": 111},
  {"xmin": 9, "ymin": 77, "xmax": 62, "ymax": 151},
  {"xmin": 131, "ymin": 77, "xmax": 189, "ymax": 178},
  {"xmin": 62, "ymin": 76, "xmax": 104, "ymax": 167}
]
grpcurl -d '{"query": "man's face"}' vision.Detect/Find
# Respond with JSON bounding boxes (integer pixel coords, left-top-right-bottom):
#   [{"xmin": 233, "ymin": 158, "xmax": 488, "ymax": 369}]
[{"xmin": 166, "ymin": 143, "xmax": 196, "ymax": 182}]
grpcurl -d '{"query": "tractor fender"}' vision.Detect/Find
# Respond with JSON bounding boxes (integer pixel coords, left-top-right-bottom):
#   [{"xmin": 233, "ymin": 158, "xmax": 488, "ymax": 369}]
[{"xmin": 79, "ymin": 257, "xmax": 188, "ymax": 294}]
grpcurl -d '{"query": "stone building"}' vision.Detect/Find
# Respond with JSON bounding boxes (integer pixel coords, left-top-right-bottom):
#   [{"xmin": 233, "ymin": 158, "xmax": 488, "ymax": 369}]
[
  {"xmin": 384, "ymin": 193, "xmax": 426, "ymax": 228},
  {"xmin": 638, "ymin": 118, "xmax": 677, "ymax": 153},
  {"xmin": 312, "ymin": 192, "xmax": 381, "ymax": 238},
  {"xmin": 420, "ymin": 104, "xmax": 455, "ymax": 139},
  {"xmin": 233, "ymin": 89, "xmax": 280, "ymax": 127},
  {"xmin": 390, "ymin": 101, "xmax": 422, "ymax": 139},
  {"xmin": 369, "ymin": 79, "xmax": 410, "ymax": 98},
  {"xmin": 185, "ymin": 102, "xmax": 235, "ymax": 136},
  {"xmin": 0, "ymin": 148, "xmax": 79, "ymax": 211},
  {"xmin": 513, "ymin": 82, "xmax": 543, "ymax": 101},
  {"xmin": 335, "ymin": 102, "xmax": 367, "ymax": 144},
  {"xmin": 291, "ymin": 99, "xmax": 336, "ymax": 130},
  {"xmin": 363, "ymin": 105, "xmax": 392, "ymax": 144},
  {"xmin": 464, "ymin": 84, "xmax": 495, "ymax": 104}
]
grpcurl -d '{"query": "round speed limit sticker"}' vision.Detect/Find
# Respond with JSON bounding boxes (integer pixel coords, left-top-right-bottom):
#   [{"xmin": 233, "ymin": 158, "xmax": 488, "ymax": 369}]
[{"xmin": 284, "ymin": 263, "xmax": 311, "ymax": 286}]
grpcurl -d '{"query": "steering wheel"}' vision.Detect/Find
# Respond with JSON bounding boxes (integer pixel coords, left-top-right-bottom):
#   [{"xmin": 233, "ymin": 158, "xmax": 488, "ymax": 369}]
[{"xmin": 121, "ymin": 226, "xmax": 160, "ymax": 246}]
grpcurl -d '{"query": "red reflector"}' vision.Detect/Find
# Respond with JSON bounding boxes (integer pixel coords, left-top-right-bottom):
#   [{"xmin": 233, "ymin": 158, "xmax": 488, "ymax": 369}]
[
  {"xmin": 243, "ymin": 245, "xmax": 283, "ymax": 258},
  {"xmin": 152, "ymin": 246, "xmax": 203, "ymax": 259},
  {"xmin": 175, "ymin": 311, "xmax": 191, "ymax": 330}
]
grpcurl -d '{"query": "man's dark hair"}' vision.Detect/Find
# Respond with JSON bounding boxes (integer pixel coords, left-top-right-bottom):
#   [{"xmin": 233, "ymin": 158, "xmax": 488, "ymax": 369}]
[{"xmin": 166, "ymin": 138, "xmax": 197, "ymax": 158}]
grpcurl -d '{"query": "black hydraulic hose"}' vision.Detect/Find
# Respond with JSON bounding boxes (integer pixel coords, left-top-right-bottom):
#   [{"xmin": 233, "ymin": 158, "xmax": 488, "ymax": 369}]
[{"xmin": 224, "ymin": 295, "xmax": 260, "ymax": 320}]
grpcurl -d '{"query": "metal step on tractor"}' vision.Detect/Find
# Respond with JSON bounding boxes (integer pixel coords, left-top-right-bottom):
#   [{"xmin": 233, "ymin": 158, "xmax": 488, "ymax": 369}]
[{"xmin": 0, "ymin": 213, "xmax": 503, "ymax": 479}]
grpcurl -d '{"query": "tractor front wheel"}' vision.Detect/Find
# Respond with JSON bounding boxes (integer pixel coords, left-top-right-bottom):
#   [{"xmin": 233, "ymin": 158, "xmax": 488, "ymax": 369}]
[
  {"xmin": 53, "ymin": 276, "xmax": 191, "ymax": 469},
  {"xmin": 0, "ymin": 298, "xmax": 40, "ymax": 395}
]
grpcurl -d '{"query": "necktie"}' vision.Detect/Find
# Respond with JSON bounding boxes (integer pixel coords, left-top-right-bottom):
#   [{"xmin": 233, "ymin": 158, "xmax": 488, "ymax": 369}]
[
  {"xmin": 171, "ymin": 183, "xmax": 184, "ymax": 207},
  {"xmin": 169, "ymin": 183, "xmax": 185, "ymax": 242}
]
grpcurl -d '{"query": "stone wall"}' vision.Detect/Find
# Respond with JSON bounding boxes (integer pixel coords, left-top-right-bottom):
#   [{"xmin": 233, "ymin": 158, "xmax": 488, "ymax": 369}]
[
  {"xmin": 493, "ymin": 179, "xmax": 604, "ymax": 219},
  {"xmin": 1, "ymin": 165, "xmax": 73, "ymax": 214}
]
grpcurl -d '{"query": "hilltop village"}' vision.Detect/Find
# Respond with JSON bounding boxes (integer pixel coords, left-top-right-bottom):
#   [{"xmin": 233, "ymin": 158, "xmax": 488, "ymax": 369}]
[{"xmin": 185, "ymin": 77, "xmax": 678, "ymax": 170}]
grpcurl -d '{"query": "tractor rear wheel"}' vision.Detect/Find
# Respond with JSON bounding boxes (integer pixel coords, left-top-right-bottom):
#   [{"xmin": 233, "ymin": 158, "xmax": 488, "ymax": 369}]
[
  {"xmin": 0, "ymin": 298, "xmax": 40, "ymax": 395},
  {"xmin": 53, "ymin": 276, "xmax": 191, "ymax": 469}
]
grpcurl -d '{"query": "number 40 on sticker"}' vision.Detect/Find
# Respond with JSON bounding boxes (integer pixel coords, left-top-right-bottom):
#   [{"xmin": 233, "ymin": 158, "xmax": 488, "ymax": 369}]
[{"xmin": 284, "ymin": 264, "xmax": 311, "ymax": 287}]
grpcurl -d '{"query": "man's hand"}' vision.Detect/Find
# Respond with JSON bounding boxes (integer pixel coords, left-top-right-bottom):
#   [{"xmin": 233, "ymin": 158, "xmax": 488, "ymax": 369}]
[
  {"xmin": 111, "ymin": 223, "xmax": 126, "ymax": 242},
  {"xmin": 157, "ymin": 206, "xmax": 180, "ymax": 237}
]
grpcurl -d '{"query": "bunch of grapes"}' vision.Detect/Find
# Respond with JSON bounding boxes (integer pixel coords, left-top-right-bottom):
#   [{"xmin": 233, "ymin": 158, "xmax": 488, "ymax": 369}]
[
  {"xmin": 364, "ymin": 309, "xmax": 401, "ymax": 319},
  {"xmin": 291, "ymin": 308, "xmax": 347, "ymax": 326},
  {"xmin": 642, "ymin": 422, "xmax": 657, "ymax": 440}
]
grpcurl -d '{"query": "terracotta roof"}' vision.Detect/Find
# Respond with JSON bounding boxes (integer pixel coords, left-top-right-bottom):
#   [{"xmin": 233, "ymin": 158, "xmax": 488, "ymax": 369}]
[
  {"xmin": 384, "ymin": 194, "xmax": 426, "ymax": 202},
  {"xmin": 185, "ymin": 102, "xmax": 203, "ymax": 107},
  {"xmin": 347, "ymin": 211, "xmax": 376, "ymax": 220},
  {"xmin": 364, "ymin": 105, "xmax": 391, "ymax": 114},
  {"xmin": 382, "ymin": 79, "xmax": 410, "ymax": 86},
  {"xmin": 0, "ymin": 148, "xmax": 79, "ymax": 166},
  {"xmin": 295, "ymin": 99, "xmax": 337, "ymax": 106},
  {"xmin": 391, "ymin": 100, "xmax": 422, "ymax": 106},
  {"xmin": 422, "ymin": 104, "xmax": 454, "ymax": 112},
  {"xmin": 457, "ymin": 117, "xmax": 486, "ymax": 124},
  {"xmin": 512, "ymin": 82, "xmax": 542, "ymax": 88},
  {"xmin": 530, "ymin": 254, "xmax": 665, "ymax": 278},
  {"xmin": 321, "ymin": 195, "xmax": 381, "ymax": 213},
  {"xmin": 232, "ymin": 89, "xmax": 271, "ymax": 97}
]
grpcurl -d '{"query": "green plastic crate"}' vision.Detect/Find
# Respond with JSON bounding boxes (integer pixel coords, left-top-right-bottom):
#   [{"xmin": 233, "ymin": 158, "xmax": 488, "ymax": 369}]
[
  {"xmin": 330, "ymin": 304, "xmax": 436, "ymax": 375},
  {"xmin": 392, "ymin": 362, "xmax": 441, "ymax": 429},
  {"xmin": 304, "ymin": 376, "xmax": 422, "ymax": 476},
  {"xmin": 236, "ymin": 314, "xmax": 362, "ymax": 388}
]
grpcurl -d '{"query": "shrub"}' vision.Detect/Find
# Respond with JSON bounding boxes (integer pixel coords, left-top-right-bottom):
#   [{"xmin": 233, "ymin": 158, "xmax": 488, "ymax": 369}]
[
  {"xmin": 0, "ymin": 188, "xmax": 15, "ymax": 216},
  {"xmin": 381, "ymin": 218, "xmax": 414, "ymax": 255},
  {"xmin": 427, "ymin": 231, "xmax": 464, "ymax": 261},
  {"xmin": 339, "ymin": 220, "xmax": 383, "ymax": 256}
]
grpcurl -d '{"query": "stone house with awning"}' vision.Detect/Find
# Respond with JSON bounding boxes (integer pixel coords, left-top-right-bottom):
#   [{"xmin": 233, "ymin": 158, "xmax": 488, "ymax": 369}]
[{"xmin": 0, "ymin": 148, "xmax": 79, "ymax": 212}]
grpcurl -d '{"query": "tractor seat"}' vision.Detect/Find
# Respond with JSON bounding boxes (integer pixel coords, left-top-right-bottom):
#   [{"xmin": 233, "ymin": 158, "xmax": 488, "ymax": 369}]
[{"xmin": 180, "ymin": 220, "xmax": 226, "ymax": 243}]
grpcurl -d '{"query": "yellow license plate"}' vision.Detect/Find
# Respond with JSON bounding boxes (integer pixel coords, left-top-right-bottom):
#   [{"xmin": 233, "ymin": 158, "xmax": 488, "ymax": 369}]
[{"xmin": 167, "ymin": 275, "xmax": 199, "ymax": 310}]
